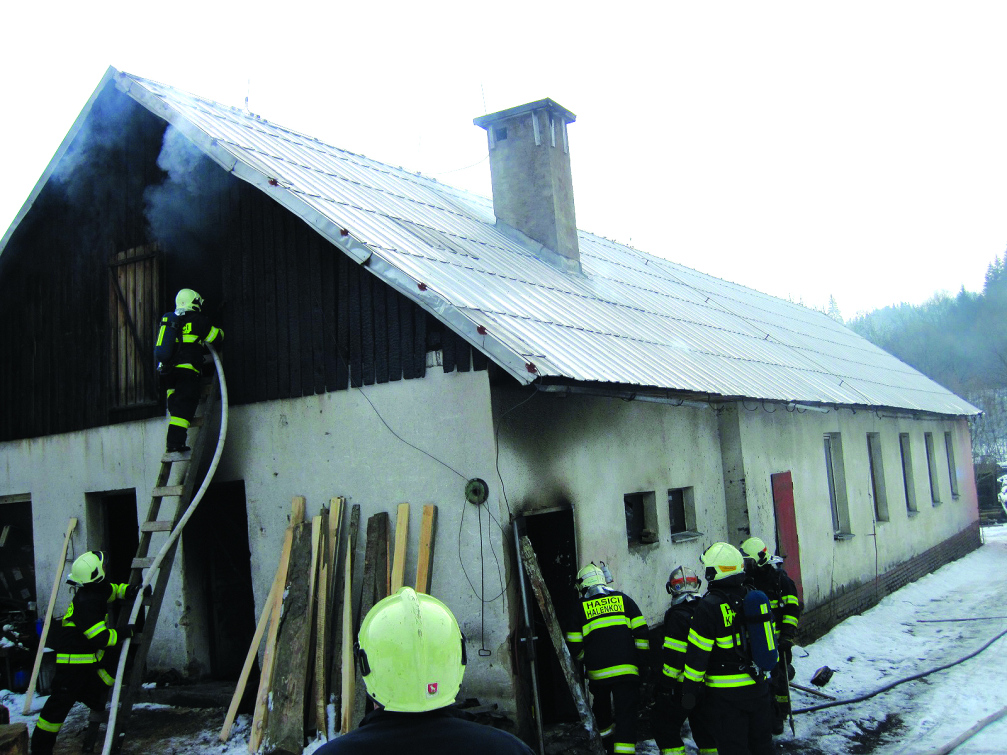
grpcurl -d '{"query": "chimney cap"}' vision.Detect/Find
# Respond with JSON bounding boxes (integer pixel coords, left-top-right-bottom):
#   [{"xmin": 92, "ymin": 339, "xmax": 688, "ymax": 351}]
[{"xmin": 473, "ymin": 98, "xmax": 576, "ymax": 129}]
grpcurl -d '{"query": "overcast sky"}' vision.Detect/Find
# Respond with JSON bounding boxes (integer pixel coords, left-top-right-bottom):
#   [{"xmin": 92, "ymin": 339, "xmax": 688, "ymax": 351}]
[{"xmin": 3, "ymin": 2, "xmax": 1007, "ymax": 319}]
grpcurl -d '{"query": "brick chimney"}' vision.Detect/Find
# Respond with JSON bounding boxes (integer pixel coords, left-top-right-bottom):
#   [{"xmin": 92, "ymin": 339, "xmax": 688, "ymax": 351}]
[{"xmin": 474, "ymin": 99, "xmax": 580, "ymax": 273}]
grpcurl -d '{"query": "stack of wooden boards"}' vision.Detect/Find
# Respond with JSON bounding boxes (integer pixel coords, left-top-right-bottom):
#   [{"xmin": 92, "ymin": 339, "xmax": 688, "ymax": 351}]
[{"xmin": 220, "ymin": 496, "xmax": 438, "ymax": 754}]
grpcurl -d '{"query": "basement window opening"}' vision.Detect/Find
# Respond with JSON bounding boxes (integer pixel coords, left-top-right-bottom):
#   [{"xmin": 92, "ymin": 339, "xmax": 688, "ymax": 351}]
[
  {"xmin": 668, "ymin": 487, "xmax": 702, "ymax": 542},
  {"xmin": 624, "ymin": 491, "xmax": 658, "ymax": 546}
]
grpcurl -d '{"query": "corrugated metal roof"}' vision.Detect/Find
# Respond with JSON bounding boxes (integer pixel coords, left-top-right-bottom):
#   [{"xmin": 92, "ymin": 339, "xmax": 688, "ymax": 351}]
[{"xmin": 3, "ymin": 67, "xmax": 979, "ymax": 416}]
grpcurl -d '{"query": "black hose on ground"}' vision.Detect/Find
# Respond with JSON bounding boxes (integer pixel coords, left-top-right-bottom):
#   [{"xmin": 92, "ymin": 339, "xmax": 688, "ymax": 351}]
[{"xmin": 793, "ymin": 627, "xmax": 1007, "ymax": 714}]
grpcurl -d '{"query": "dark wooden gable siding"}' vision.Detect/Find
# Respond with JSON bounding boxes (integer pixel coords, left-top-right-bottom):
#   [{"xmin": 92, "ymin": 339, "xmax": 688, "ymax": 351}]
[
  {"xmin": 0, "ymin": 85, "xmax": 487, "ymax": 443},
  {"xmin": 219, "ymin": 180, "xmax": 487, "ymax": 405}
]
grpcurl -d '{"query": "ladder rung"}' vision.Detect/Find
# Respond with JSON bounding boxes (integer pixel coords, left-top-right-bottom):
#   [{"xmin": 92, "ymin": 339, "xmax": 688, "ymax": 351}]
[
  {"xmin": 140, "ymin": 521, "xmax": 173, "ymax": 533},
  {"xmin": 152, "ymin": 485, "xmax": 184, "ymax": 497},
  {"xmin": 131, "ymin": 557, "xmax": 155, "ymax": 569}
]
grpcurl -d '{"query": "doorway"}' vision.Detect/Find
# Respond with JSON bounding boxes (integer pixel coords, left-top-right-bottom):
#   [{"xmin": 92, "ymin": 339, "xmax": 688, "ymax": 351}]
[
  {"xmin": 182, "ymin": 480, "xmax": 256, "ymax": 681},
  {"xmin": 519, "ymin": 507, "xmax": 579, "ymax": 724},
  {"xmin": 85, "ymin": 491, "xmax": 140, "ymax": 584},
  {"xmin": 771, "ymin": 471, "xmax": 804, "ymax": 602}
]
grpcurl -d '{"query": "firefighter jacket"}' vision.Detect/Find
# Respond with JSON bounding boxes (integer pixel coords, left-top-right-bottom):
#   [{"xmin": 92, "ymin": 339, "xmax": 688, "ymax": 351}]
[
  {"xmin": 313, "ymin": 707, "xmax": 535, "ymax": 755},
  {"xmin": 658, "ymin": 597, "xmax": 698, "ymax": 688},
  {"xmin": 751, "ymin": 565, "xmax": 802, "ymax": 643},
  {"xmin": 158, "ymin": 310, "xmax": 224, "ymax": 374},
  {"xmin": 53, "ymin": 581, "xmax": 132, "ymax": 673},
  {"xmin": 564, "ymin": 589, "xmax": 650, "ymax": 684},
  {"xmin": 682, "ymin": 582, "xmax": 768, "ymax": 699}
]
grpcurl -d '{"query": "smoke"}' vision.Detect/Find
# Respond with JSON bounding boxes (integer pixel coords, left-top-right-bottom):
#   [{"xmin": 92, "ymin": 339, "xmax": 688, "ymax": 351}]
[{"xmin": 144, "ymin": 124, "xmax": 231, "ymax": 262}]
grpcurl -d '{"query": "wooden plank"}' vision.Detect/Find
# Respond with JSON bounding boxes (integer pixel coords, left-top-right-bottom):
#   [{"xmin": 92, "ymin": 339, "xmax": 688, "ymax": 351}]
[
  {"xmin": 334, "ymin": 504, "xmax": 359, "ymax": 731},
  {"xmin": 360, "ymin": 271, "xmax": 375, "ymax": 386},
  {"xmin": 351, "ymin": 512, "xmax": 389, "ymax": 727},
  {"xmin": 22, "ymin": 518, "xmax": 76, "ymax": 714},
  {"xmin": 415, "ymin": 505, "xmax": 437, "ymax": 594},
  {"xmin": 519, "ymin": 536, "xmax": 605, "ymax": 755},
  {"xmin": 390, "ymin": 503, "xmax": 409, "ymax": 592},
  {"xmin": 314, "ymin": 561, "xmax": 329, "ymax": 741},
  {"xmin": 338, "ymin": 505, "xmax": 361, "ymax": 733},
  {"xmin": 219, "ymin": 562, "xmax": 282, "ymax": 741},
  {"xmin": 348, "ymin": 261, "xmax": 362, "ymax": 388},
  {"xmin": 304, "ymin": 513, "xmax": 324, "ymax": 732},
  {"xmin": 261, "ymin": 522, "xmax": 314, "ymax": 755},
  {"xmin": 335, "ymin": 253, "xmax": 350, "ymax": 391},
  {"xmin": 248, "ymin": 498, "xmax": 302, "ymax": 754}
]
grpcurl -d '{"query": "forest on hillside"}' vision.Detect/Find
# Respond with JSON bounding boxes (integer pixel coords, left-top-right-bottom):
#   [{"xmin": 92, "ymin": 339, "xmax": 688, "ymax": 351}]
[{"xmin": 847, "ymin": 255, "xmax": 1007, "ymax": 509}]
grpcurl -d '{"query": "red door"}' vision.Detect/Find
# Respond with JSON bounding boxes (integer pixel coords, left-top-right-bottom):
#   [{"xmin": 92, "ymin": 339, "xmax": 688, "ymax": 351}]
[{"xmin": 771, "ymin": 471, "xmax": 804, "ymax": 603}]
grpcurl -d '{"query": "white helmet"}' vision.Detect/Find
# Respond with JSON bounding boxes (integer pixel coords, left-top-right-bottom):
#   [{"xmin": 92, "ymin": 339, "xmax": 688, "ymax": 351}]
[
  {"xmin": 67, "ymin": 551, "xmax": 106, "ymax": 586},
  {"xmin": 175, "ymin": 288, "xmax": 204, "ymax": 313}
]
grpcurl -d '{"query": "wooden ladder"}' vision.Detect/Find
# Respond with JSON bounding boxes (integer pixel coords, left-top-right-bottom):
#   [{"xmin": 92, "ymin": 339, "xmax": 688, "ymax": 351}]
[{"xmin": 83, "ymin": 362, "xmax": 223, "ymax": 754}]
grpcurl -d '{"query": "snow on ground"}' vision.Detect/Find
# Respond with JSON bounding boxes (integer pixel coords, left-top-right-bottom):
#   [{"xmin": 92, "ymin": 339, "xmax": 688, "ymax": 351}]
[{"xmin": 4, "ymin": 527, "xmax": 1007, "ymax": 754}]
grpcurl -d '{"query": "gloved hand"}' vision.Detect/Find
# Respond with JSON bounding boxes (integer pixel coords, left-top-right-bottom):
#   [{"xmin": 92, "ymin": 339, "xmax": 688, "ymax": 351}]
[
  {"xmin": 779, "ymin": 637, "xmax": 793, "ymax": 653},
  {"xmin": 681, "ymin": 692, "xmax": 696, "ymax": 711},
  {"xmin": 125, "ymin": 584, "xmax": 153, "ymax": 600},
  {"xmin": 122, "ymin": 624, "xmax": 136, "ymax": 640}
]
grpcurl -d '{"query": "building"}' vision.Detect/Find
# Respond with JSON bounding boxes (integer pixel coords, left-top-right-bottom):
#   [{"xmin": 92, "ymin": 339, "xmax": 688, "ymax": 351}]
[{"xmin": 0, "ymin": 67, "xmax": 980, "ymax": 729}]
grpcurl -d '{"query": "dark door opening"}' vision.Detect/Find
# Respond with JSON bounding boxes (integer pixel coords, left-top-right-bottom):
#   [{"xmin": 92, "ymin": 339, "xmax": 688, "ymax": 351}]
[
  {"xmin": 183, "ymin": 481, "xmax": 256, "ymax": 682},
  {"xmin": 0, "ymin": 498, "xmax": 37, "ymax": 611},
  {"xmin": 521, "ymin": 508, "xmax": 578, "ymax": 724},
  {"xmin": 100, "ymin": 492, "xmax": 140, "ymax": 585}
]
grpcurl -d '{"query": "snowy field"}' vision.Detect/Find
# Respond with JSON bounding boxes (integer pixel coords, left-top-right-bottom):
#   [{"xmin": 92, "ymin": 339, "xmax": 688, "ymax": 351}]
[{"xmin": 4, "ymin": 526, "xmax": 1007, "ymax": 754}]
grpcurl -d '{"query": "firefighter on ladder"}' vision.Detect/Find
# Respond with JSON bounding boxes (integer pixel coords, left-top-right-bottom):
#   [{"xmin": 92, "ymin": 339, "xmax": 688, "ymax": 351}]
[
  {"xmin": 564, "ymin": 562, "xmax": 650, "ymax": 755},
  {"xmin": 740, "ymin": 537, "xmax": 802, "ymax": 735},
  {"xmin": 31, "ymin": 551, "xmax": 148, "ymax": 755},
  {"xmin": 156, "ymin": 288, "xmax": 223, "ymax": 454}
]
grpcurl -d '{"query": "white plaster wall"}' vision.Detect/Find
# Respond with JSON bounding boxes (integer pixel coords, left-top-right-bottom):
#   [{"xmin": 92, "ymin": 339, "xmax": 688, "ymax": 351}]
[
  {"xmin": 736, "ymin": 406, "xmax": 979, "ymax": 609},
  {"xmin": 0, "ymin": 366, "xmax": 517, "ymax": 709},
  {"xmin": 493, "ymin": 389, "xmax": 727, "ymax": 624}
]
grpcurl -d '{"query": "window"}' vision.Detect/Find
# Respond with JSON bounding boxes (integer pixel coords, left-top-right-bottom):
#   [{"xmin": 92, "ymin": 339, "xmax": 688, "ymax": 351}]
[
  {"xmin": 109, "ymin": 244, "xmax": 161, "ymax": 412},
  {"xmin": 668, "ymin": 487, "xmax": 703, "ymax": 542},
  {"xmin": 925, "ymin": 433, "xmax": 941, "ymax": 505},
  {"xmin": 900, "ymin": 433, "xmax": 917, "ymax": 513},
  {"xmin": 945, "ymin": 432, "xmax": 960, "ymax": 498},
  {"xmin": 624, "ymin": 491, "xmax": 658, "ymax": 546},
  {"xmin": 824, "ymin": 433, "xmax": 851, "ymax": 537},
  {"xmin": 867, "ymin": 433, "xmax": 889, "ymax": 522}
]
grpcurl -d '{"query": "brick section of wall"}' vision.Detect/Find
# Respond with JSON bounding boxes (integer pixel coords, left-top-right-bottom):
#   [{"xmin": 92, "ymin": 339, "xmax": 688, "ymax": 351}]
[{"xmin": 797, "ymin": 522, "xmax": 982, "ymax": 644}]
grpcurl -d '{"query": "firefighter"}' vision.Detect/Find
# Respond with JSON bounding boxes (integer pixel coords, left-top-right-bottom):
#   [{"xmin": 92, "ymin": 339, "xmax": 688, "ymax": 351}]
[
  {"xmin": 651, "ymin": 565, "xmax": 718, "ymax": 755},
  {"xmin": 156, "ymin": 288, "xmax": 223, "ymax": 454},
  {"xmin": 681, "ymin": 543, "xmax": 775, "ymax": 755},
  {"xmin": 740, "ymin": 537, "xmax": 802, "ymax": 735},
  {"xmin": 564, "ymin": 562, "xmax": 650, "ymax": 755},
  {"xmin": 314, "ymin": 587, "xmax": 533, "ymax": 754},
  {"xmin": 31, "ymin": 551, "xmax": 146, "ymax": 755}
]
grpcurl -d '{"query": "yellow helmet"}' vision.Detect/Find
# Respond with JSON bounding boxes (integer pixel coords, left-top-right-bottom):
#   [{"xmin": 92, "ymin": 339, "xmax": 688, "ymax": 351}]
[
  {"xmin": 740, "ymin": 537, "xmax": 772, "ymax": 567},
  {"xmin": 701, "ymin": 542, "xmax": 745, "ymax": 582},
  {"xmin": 356, "ymin": 587, "xmax": 466, "ymax": 712},
  {"xmin": 175, "ymin": 288, "xmax": 204, "ymax": 313},
  {"xmin": 576, "ymin": 563, "xmax": 608, "ymax": 594},
  {"xmin": 67, "ymin": 550, "xmax": 106, "ymax": 586}
]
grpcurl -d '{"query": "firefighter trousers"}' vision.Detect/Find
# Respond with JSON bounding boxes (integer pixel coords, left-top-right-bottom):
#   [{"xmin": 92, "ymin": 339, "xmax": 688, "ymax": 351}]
[
  {"xmin": 31, "ymin": 665, "xmax": 112, "ymax": 755},
  {"xmin": 651, "ymin": 684, "xmax": 717, "ymax": 754},
  {"xmin": 589, "ymin": 677, "xmax": 639, "ymax": 754},
  {"xmin": 164, "ymin": 367, "xmax": 201, "ymax": 449},
  {"xmin": 695, "ymin": 685, "xmax": 776, "ymax": 755}
]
